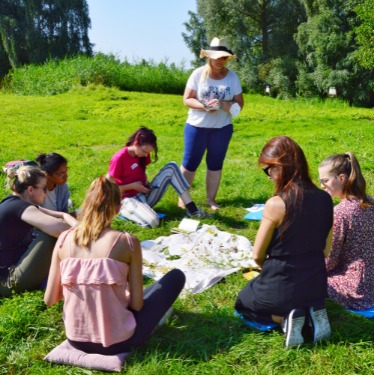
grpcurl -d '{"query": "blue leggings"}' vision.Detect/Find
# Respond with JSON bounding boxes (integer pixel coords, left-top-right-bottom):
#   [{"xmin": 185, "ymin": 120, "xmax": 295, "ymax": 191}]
[{"xmin": 182, "ymin": 123, "xmax": 233, "ymax": 172}]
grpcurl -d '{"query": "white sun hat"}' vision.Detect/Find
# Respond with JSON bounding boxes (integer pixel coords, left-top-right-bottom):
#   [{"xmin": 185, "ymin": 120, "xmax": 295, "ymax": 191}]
[{"xmin": 200, "ymin": 37, "xmax": 236, "ymax": 60}]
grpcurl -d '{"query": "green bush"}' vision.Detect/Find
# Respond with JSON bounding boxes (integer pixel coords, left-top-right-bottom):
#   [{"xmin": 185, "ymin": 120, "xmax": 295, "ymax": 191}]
[{"xmin": 3, "ymin": 53, "xmax": 190, "ymax": 96}]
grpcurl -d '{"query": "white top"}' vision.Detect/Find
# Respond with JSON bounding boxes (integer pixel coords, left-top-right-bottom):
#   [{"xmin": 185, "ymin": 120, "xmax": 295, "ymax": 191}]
[
  {"xmin": 185, "ymin": 66, "xmax": 242, "ymax": 128},
  {"xmin": 43, "ymin": 187, "xmax": 57, "ymax": 211}
]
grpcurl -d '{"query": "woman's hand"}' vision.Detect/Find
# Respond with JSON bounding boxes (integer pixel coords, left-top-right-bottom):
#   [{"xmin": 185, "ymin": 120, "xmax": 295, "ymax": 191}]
[
  {"xmin": 62, "ymin": 212, "xmax": 78, "ymax": 227},
  {"xmin": 131, "ymin": 181, "xmax": 150, "ymax": 194},
  {"xmin": 221, "ymin": 93, "xmax": 244, "ymax": 114},
  {"xmin": 205, "ymin": 98, "xmax": 220, "ymax": 111}
]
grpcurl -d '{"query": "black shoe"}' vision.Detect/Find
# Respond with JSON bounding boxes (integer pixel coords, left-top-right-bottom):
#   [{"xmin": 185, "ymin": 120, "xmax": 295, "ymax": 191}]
[
  {"xmin": 186, "ymin": 207, "xmax": 212, "ymax": 219},
  {"xmin": 283, "ymin": 309, "xmax": 306, "ymax": 348},
  {"xmin": 308, "ymin": 307, "xmax": 331, "ymax": 343}
]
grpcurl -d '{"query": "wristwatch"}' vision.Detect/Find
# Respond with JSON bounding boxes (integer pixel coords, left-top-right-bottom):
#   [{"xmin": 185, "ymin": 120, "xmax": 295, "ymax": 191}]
[{"xmin": 229, "ymin": 102, "xmax": 241, "ymax": 117}]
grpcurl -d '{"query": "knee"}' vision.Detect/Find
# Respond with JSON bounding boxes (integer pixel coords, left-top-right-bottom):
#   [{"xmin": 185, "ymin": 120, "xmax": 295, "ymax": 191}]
[
  {"xmin": 168, "ymin": 269, "xmax": 186, "ymax": 288},
  {"xmin": 164, "ymin": 161, "xmax": 179, "ymax": 175},
  {"xmin": 166, "ymin": 161, "xmax": 178, "ymax": 168}
]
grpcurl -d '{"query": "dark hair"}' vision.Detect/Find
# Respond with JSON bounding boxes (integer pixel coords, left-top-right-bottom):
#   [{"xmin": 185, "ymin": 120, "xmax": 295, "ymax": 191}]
[
  {"xmin": 36, "ymin": 152, "xmax": 68, "ymax": 174},
  {"xmin": 6, "ymin": 165, "xmax": 46, "ymax": 194},
  {"xmin": 259, "ymin": 136, "xmax": 315, "ymax": 230},
  {"xmin": 126, "ymin": 127, "xmax": 158, "ymax": 167},
  {"xmin": 319, "ymin": 152, "xmax": 372, "ymax": 208}
]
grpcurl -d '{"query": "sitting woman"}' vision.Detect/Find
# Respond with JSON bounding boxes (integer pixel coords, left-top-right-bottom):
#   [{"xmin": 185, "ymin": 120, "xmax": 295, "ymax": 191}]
[
  {"xmin": 106, "ymin": 126, "xmax": 209, "ymax": 228},
  {"xmin": 36, "ymin": 152, "xmax": 71, "ymax": 212},
  {"xmin": 235, "ymin": 136, "xmax": 333, "ymax": 348},
  {"xmin": 318, "ymin": 152, "xmax": 374, "ymax": 310},
  {"xmin": 0, "ymin": 166, "xmax": 77, "ymax": 297},
  {"xmin": 44, "ymin": 176, "xmax": 186, "ymax": 354}
]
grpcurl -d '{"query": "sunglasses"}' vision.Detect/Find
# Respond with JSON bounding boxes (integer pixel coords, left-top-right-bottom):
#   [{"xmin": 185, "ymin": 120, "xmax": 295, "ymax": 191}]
[{"xmin": 262, "ymin": 166, "xmax": 271, "ymax": 176}]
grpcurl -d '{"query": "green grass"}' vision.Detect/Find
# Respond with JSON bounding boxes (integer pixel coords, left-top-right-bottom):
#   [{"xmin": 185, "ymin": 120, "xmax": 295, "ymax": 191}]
[{"xmin": 0, "ymin": 86, "xmax": 373, "ymax": 374}]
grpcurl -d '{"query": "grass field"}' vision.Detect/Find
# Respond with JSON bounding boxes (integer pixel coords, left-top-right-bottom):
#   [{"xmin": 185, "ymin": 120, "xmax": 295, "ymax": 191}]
[{"xmin": 0, "ymin": 86, "xmax": 373, "ymax": 374}]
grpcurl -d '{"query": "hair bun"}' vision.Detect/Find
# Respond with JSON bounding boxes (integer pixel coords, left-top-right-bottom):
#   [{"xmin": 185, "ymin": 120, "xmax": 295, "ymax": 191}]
[{"xmin": 36, "ymin": 153, "xmax": 47, "ymax": 164}]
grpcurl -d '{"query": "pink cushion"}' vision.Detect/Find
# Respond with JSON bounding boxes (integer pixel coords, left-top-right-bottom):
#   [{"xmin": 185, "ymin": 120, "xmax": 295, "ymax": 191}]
[{"xmin": 44, "ymin": 340, "xmax": 129, "ymax": 372}]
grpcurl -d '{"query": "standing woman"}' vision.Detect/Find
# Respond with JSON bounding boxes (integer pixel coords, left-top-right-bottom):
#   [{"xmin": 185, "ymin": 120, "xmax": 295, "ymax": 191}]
[
  {"xmin": 318, "ymin": 152, "xmax": 374, "ymax": 310},
  {"xmin": 180, "ymin": 37, "xmax": 244, "ymax": 211},
  {"xmin": 44, "ymin": 176, "xmax": 185, "ymax": 354},
  {"xmin": 36, "ymin": 152, "xmax": 71, "ymax": 213},
  {"xmin": 0, "ymin": 166, "xmax": 77, "ymax": 297},
  {"xmin": 235, "ymin": 136, "xmax": 333, "ymax": 348},
  {"xmin": 106, "ymin": 127, "xmax": 209, "ymax": 228}
]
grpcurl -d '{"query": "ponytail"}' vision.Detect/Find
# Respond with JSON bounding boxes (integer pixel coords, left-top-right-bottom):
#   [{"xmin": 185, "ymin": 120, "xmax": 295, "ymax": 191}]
[{"xmin": 320, "ymin": 152, "xmax": 372, "ymax": 208}]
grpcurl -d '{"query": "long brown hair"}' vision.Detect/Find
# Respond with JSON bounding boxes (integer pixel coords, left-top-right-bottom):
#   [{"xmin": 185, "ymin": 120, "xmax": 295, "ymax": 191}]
[
  {"xmin": 259, "ymin": 136, "xmax": 315, "ymax": 230},
  {"xmin": 319, "ymin": 152, "xmax": 372, "ymax": 208},
  {"xmin": 126, "ymin": 127, "xmax": 158, "ymax": 168},
  {"xmin": 73, "ymin": 176, "xmax": 121, "ymax": 248}
]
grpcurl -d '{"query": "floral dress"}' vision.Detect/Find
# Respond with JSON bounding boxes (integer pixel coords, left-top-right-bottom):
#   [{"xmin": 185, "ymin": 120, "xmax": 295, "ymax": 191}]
[{"xmin": 326, "ymin": 197, "xmax": 374, "ymax": 310}]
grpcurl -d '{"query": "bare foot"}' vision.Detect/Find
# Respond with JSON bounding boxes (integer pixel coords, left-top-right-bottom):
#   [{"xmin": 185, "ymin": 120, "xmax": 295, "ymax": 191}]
[
  {"xmin": 207, "ymin": 200, "xmax": 220, "ymax": 211},
  {"xmin": 178, "ymin": 198, "xmax": 186, "ymax": 209}
]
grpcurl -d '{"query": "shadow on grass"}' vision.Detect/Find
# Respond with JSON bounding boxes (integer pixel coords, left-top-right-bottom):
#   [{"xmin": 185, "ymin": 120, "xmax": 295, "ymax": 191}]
[
  {"xmin": 129, "ymin": 300, "xmax": 373, "ymax": 365},
  {"xmin": 326, "ymin": 299, "xmax": 374, "ymax": 344},
  {"xmin": 130, "ymin": 308, "xmax": 277, "ymax": 363},
  {"xmin": 209, "ymin": 194, "xmax": 269, "ymax": 229},
  {"xmin": 218, "ymin": 194, "xmax": 269, "ymax": 209}
]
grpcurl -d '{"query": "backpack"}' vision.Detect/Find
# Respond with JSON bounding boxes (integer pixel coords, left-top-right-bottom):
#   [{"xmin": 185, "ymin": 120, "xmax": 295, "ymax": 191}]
[{"xmin": 3, "ymin": 159, "xmax": 38, "ymax": 173}]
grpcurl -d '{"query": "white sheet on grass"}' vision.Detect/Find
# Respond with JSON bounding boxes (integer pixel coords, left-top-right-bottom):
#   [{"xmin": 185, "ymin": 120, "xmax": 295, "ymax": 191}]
[{"xmin": 141, "ymin": 224, "xmax": 256, "ymax": 294}]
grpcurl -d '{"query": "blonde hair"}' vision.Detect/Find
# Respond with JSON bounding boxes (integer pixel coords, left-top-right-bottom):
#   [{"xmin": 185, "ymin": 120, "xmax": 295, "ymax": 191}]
[
  {"xmin": 201, "ymin": 60, "xmax": 212, "ymax": 82},
  {"xmin": 320, "ymin": 152, "xmax": 372, "ymax": 208},
  {"xmin": 6, "ymin": 166, "xmax": 45, "ymax": 194},
  {"xmin": 73, "ymin": 176, "xmax": 121, "ymax": 248}
]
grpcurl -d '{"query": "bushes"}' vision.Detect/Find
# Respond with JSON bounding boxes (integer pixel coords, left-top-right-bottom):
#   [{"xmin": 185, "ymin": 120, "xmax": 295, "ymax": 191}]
[{"xmin": 3, "ymin": 53, "xmax": 190, "ymax": 96}]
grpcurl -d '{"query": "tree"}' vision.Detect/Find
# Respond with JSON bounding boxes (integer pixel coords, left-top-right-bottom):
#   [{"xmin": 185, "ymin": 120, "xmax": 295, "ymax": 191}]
[
  {"xmin": 183, "ymin": 0, "xmax": 305, "ymax": 93},
  {"xmin": 355, "ymin": 0, "xmax": 374, "ymax": 69},
  {"xmin": 296, "ymin": 0, "xmax": 374, "ymax": 106},
  {"xmin": 0, "ymin": 0, "xmax": 92, "ymax": 73},
  {"xmin": 182, "ymin": 10, "xmax": 208, "ymax": 68}
]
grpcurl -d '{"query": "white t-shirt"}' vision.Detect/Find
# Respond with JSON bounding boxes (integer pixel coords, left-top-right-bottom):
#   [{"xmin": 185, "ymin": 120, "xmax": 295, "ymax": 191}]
[
  {"xmin": 43, "ymin": 188, "xmax": 57, "ymax": 211},
  {"xmin": 185, "ymin": 66, "xmax": 242, "ymax": 128}
]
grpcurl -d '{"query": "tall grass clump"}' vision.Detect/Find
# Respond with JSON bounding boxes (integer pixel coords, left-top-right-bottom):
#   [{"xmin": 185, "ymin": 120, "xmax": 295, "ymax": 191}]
[{"xmin": 4, "ymin": 53, "xmax": 190, "ymax": 96}]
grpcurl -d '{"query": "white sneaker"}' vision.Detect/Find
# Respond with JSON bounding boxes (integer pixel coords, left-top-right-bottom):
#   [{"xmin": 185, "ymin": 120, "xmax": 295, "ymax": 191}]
[
  {"xmin": 309, "ymin": 307, "xmax": 331, "ymax": 343},
  {"xmin": 284, "ymin": 309, "xmax": 306, "ymax": 348}
]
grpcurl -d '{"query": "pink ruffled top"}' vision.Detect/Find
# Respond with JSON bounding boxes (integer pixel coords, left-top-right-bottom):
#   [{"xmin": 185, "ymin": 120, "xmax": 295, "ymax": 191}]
[{"xmin": 60, "ymin": 240, "xmax": 136, "ymax": 347}]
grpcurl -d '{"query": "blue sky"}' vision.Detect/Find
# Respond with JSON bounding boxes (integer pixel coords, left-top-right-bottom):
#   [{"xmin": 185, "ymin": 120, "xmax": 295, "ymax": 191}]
[{"xmin": 86, "ymin": 0, "xmax": 197, "ymax": 67}]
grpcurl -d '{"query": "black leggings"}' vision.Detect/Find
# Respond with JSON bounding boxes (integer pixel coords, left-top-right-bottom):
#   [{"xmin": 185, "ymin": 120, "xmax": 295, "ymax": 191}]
[{"xmin": 68, "ymin": 269, "xmax": 186, "ymax": 355}]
